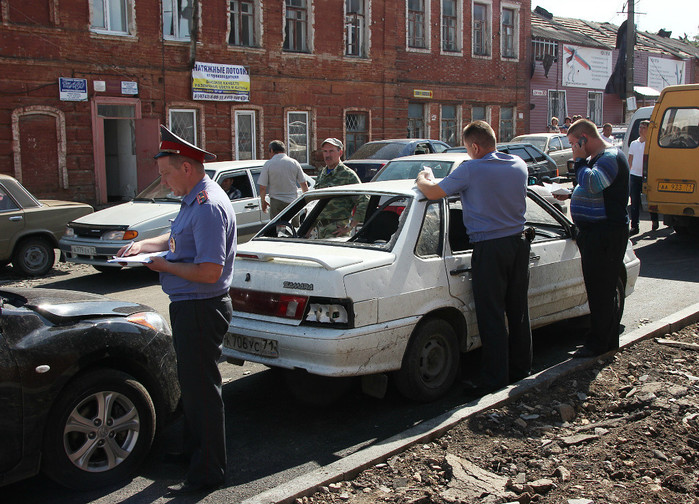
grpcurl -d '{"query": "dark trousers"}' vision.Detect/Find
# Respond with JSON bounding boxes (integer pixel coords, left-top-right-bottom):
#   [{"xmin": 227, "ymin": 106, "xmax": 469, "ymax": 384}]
[
  {"xmin": 629, "ymin": 174, "xmax": 658, "ymax": 228},
  {"xmin": 577, "ymin": 224, "xmax": 628, "ymax": 354},
  {"xmin": 170, "ymin": 294, "xmax": 233, "ymax": 486},
  {"xmin": 471, "ymin": 233, "xmax": 532, "ymax": 390}
]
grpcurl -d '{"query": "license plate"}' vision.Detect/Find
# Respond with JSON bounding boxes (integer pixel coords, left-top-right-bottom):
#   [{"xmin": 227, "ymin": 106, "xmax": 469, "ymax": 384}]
[
  {"xmin": 224, "ymin": 333, "xmax": 278, "ymax": 358},
  {"xmin": 658, "ymin": 181, "xmax": 695, "ymax": 193},
  {"xmin": 71, "ymin": 245, "xmax": 97, "ymax": 256}
]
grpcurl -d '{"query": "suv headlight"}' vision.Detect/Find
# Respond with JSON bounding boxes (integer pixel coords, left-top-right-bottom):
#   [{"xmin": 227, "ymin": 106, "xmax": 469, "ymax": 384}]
[{"xmin": 127, "ymin": 312, "xmax": 172, "ymax": 335}]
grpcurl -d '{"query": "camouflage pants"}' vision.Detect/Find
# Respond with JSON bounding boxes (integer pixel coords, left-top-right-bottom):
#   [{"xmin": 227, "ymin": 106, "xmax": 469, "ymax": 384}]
[{"xmin": 311, "ymin": 218, "xmax": 351, "ymax": 239}]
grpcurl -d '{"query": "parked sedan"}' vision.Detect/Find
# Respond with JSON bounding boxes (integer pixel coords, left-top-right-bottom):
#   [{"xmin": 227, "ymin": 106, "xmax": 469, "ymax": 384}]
[
  {"xmin": 221, "ymin": 180, "xmax": 640, "ymax": 402},
  {"xmin": 0, "ymin": 287, "xmax": 180, "ymax": 489},
  {"xmin": 0, "ymin": 174, "xmax": 93, "ymax": 276},
  {"xmin": 60, "ymin": 160, "xmax": 269, "ymax": 272},
  {"xmin": 510, "ymin": 133, "xmax": 573, "ymax": 177},
  {"xmin": 344, "ymin": 139, "xmax": 450, "ymax": 182}
]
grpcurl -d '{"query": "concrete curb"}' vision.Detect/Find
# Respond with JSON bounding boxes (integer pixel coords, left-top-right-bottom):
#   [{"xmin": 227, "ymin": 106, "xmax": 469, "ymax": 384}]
[{"xmin": 242, "ymin": 303, "xmax": 699, "ymax": 504}]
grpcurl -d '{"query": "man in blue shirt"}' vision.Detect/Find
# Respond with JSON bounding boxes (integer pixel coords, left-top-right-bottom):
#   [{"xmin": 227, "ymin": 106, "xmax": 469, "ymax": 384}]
[
  {"xmin": 416, "ymin": 121, "xmax": 532, "ymax": 394},
  {"xmin": 120, "ymin": 126, "xmax": 236, "ymax": 495},
  {"xmin": 556, "ymin": 119, "xmax": 629, "ymax": 358}
]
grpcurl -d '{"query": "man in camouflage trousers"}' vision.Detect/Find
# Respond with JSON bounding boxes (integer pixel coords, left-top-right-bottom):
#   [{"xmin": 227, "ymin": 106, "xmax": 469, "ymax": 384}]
[{"xmin": 313, "ymin": 138, "xmax": 366, "ymax": 238}]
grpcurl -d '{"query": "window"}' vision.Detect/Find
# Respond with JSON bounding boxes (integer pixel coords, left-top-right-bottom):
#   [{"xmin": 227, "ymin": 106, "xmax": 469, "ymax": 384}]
[
  {"xmin": 169, "ymin": 109, "xmax": 197, "ymax": 146},
  {"xmin": 346, "ymin": 112, "xmax": 369, "ymax": 157},
  {"xmin": 287, "ymin": 111, "xmax": 309, "ymax": 163},
  {"xmin": 501, "ymin": 7, "xmax": 516, "ymax": 58},
  {"xmin": 91, "ymin": 0, "xmax": 129, "ymax": 34},
  {"xmin": 345, "ymin": 0, "xmax": 367, "ymax": 57},
  {"xmin": 415, "ymin": 202, "xmax": 443, "ymax": 257},
  {"xmin": 442, "ymin": 0, "xmax": 458, "ymax": 52},
  {"xmin": 658, "ymin": 107, "xmax": 699, "ymax": 148},
  {"xmin": 234, "ymin": 111, "xmax": 256, "ymax": 160},
  {"xmin": 548, "ymin": 90, "xmax": 566, "ymax": 125},
  {"xmin": 229, "ymin": 0, "xmax": 255, "ymax": 46},
  {"xmin": 587, "ymin": 91, "xmax": 603, "ymax": 126},
  {"xmin": 163, "ymin": 0, "xmax": 193, "ymax": 40},
  {"xmin": 284, "ymin": 0, "xmax": 309, "ymax": 52},
  {"xmin": 473, "ymin": 2, "xmax": 490, "ymax": 56},
  {"xmin": 408, "ymin": 0, "xmax": 426, "ymax": 49},
  {"xmin": 441, "ymin": 105, "xmax": 458, "ymax": 146},
  {"xmin": 0, "ymin": 186, "xmax": 20, "ymax": 212},
  {"xmin": 532, "ymin": 38, "xmax": 557, "ymax": 61},
  {"xmin": 472, "ymin": 105, "xmax": 487, "ymax": 122},
  {"xmin": 499, "ymin": 106, "xmax": 514, "ymax": 141},
  {"xmin": 408, "ymin": 104, "xmax": 424, "ymax": 138}
]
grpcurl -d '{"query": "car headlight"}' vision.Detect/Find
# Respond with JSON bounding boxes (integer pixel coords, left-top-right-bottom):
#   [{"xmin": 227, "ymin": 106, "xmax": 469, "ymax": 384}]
[
  {"xmin": 102, "ymin": 230, "xmax": 138, "ymax": 241},
  {"xmin": 64, "ymin": 227, "xmax": 75, "ymax": 237},
  {"xmin": 126, "ymin": 312, "xmax": 172, "ymax": 335}
]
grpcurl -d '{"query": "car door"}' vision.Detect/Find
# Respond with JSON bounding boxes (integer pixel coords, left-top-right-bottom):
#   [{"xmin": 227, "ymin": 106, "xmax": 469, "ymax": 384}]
[
  {"xmin": 0, "ymin": 185, "xmax": 25, "ymax": 262},
  {"xmin": 215, "ymin": 170, "xmax": 265, "ymax": 242}
]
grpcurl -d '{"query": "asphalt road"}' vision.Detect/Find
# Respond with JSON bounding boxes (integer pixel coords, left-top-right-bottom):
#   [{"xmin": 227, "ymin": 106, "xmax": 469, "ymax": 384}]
[{"xmin": 1, "ymin": 215, "xmax": 697, "ymax": 504}]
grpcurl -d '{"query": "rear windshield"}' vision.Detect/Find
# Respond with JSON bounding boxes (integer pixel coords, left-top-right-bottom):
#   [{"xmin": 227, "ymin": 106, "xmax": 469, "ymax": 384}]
[
  {"xmin": 349, "ymin": 142, "xmax": 405, "ymax": 160},
  {"xmin": 512, "ymin": 136, "xmax": 546, "ymax": 151},
  {"xmin": 658, "ymin": 107, "xmax": 699, "ymax": 149},
  {"xmin": 374, "ymin": 159, "xmax": 458, "ymax": 181}
]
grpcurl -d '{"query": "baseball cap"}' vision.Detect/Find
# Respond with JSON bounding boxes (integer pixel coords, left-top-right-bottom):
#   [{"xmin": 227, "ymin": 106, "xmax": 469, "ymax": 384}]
[{"xmin": 321, "ymin": 137, "xmax": 343, "ymax": 150}]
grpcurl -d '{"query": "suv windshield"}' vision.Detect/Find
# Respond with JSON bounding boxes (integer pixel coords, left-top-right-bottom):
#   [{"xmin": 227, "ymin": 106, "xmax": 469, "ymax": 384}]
[
  {"xmin": 133, "ymin": 177, "xmax": 182, "ymax": 202},
  {"xmin": 348, "ymin": 142, "xmax": 406, "ymax": 160}
]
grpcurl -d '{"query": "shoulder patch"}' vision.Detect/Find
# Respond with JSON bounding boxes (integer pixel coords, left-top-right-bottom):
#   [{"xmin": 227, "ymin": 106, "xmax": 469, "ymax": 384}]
[{"xmin": 196, "ymin": 190, "xmax": 208, "ymax": 204}]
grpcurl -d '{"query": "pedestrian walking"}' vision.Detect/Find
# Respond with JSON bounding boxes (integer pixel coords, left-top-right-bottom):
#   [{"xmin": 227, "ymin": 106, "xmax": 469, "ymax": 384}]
[{"xmin": 258, "ymin": 140, "xmax": 308, "ymax": 219}]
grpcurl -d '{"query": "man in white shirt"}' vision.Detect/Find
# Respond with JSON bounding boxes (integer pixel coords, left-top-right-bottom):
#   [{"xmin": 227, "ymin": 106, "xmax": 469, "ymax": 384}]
[
  {"xmin": 601, "ymin": 123, "xmax": 615, "ymax": 144},
  {"xmin": 627, "ymin": 120, "xmax": 659, "ymax": 234},
  {"xmin": 258, "ymin": 140, "xmax": 309, "ymax": 220}
]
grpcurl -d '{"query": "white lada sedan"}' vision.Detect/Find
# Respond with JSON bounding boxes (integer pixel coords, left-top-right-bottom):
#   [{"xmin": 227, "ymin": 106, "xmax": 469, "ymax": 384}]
[{"xmin": 222, "ymin": 180, "xmax": 640, "ymax": 402}]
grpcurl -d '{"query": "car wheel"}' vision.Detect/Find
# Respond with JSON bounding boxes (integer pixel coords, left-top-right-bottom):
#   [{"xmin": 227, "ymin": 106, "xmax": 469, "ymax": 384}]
[
  {"xmin": 614, "ymin": 276, "xmax": 626, "ymax": 325},
  {"xmin": 395, "ymin": 319, "xmax": 460, "ymax": 402},
  {"xmin": 93, "ymin": 265, "xmax": 122, "ymax": 274},
  {"xmin": 42, "ymin": 369, "xmax": 156, "ymax": 490},
  {"xmin": 12, "ymin": 236, "xmax": 55, "ymax": 276}
]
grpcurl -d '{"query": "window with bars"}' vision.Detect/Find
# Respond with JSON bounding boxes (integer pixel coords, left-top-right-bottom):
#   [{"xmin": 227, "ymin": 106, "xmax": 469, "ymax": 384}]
[
  {"xmin": 532, "ymin": 38, "xmax": 557, "ymax": 61},
  {"xmin": 229, "ymin": 0, "xmax": 255, "ymax": 46},
  {"xmin": 587, "ymin": 92, "xmax": 603, "ymax": 126},
  {"xmin": 345, "ymin": 112, "xmax": 369, "ymax": 157},
  {"xmin": 442, "ymin": 0, "xmax": 458, "ymax": 52},
  {"xmin": 169, "ymin": 109, "xmax": 197, "ymax": 146},
  {"xmin": 441, "ymin": 105, "xmax": 458, "ymax": 146},
  {"xmin": 284, "ymin": 0, "xmax": 308, "ymax": 52},
  {"xmin": 499, "ymin": 106, "xmax": 514, "ymax": 141},
  {"xmin": 501, "ymin": 7, "xmax": 515, "ymax": 58},
  {"xmin": 91, "ymin": 0, "xmax": 129, "ymax": 34},
  {"xmin": 408, "ymin": 0, "xmax": 426, "ymax": 49},
  {"xmin": 408, "ymin": 103, "xmax": 425, "ymax": 138},
  {"xmin": 473, "ymin": 3, "xmax": 489, "ymax": 56},
  {"xmin": 287, "ymin": 111, "xmax": 309, "ymax": 163},
  {"xmin": 345, "ymin": 0, "xmax": 366, "ymax": 57},
  {"xmin": 235, "ymin": 111, "xmax": 256, "ymax": 160},
  {"xmin": 163, "ymin": 0, "xmax": 193, "ymax": 40},
  {"xmin": 548, "ymin": 91, "xmax": 567, "ymax": 126}
]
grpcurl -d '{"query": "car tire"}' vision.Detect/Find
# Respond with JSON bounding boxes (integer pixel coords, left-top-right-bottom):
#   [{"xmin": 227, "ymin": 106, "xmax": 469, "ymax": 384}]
[
  {"xmin": 42, "ymin": 369, "xmax": 156, "ymax": 490},
  {"xmin": 395, "ymin": 319, "xmax": 460, "ymax": 402},
  {"xmin": 12, "ymin": 236, "xmax": 55, "ymax": 276}
]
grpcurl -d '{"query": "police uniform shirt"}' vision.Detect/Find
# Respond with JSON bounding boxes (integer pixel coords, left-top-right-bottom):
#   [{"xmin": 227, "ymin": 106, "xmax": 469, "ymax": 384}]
[{"xmin": 161, "ymin": 175, "xmax": 237, "ymax": 302}]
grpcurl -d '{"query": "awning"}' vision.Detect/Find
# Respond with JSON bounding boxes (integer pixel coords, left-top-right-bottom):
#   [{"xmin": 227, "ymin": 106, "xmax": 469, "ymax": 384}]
[{"xmin": 634, "ymin": 86, "xmax": 661, "ymax": 98}]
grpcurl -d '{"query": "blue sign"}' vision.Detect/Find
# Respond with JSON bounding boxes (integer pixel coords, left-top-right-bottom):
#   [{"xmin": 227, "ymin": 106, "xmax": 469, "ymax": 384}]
[{"xmin": 59, "ymin": 77, "xmax": 88, "ymax": 101}]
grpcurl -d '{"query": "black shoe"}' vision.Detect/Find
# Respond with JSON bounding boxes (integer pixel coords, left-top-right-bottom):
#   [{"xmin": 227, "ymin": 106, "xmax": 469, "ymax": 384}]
[
  {"xmin": 570, "ymin": 346, "xmax": 600, "ymax": 359},
  {"xmin": 652, "ymin": 221, "xmax": 659, "ymax": 231},
  {"xmin": 629, "ymin": 227, "xmax": 639, "ymax": 236},
  {"xmin": 166, "ymin": 480, "xmax": 222, "ymax": 496}
]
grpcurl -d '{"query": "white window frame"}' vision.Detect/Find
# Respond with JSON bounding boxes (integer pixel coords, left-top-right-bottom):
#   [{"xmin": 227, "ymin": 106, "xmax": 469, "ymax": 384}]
[
  {"xmin": 406, "ymin": 0, "xmax": 431, "ymax": 53},
  {"xmin": 499, "ymin": 106, "xmax": 515, "ymax": 142},
  {"xmin": 408, "ymin": 103, "xmax": 426, "ymax": 138},
  {"xmin": 233, "ymin": 110, "xmax": 257, "ymax": 160},
  {"xmin": 344, "ymin": 109, "xmax": 371, "ymax": 157},
  {"xmin": 500, "ymin": 3, "xmax": 519, "ymax": 61},
  {"xmin": 587, "ymin": 91, "xmax": 603, "ymax": 126},
  {"xmin": 548, "ymin": 90, "xmax": 567, "ymax": 125},
  {"xmin": 163, "ymin": 0, "xmax": 195, "ymax": 41},
  {"xmin": 283, "ymin": 0, "xmax": 313, "ymax": 53},
  {"xmin": 471, "ymin": 0, "xmax": 492, "ymax": 59},
  {"xmin": 228, "ymin": 0, "xmax": 262, "ymax": 47},
  {"xmin": 345, "ymin": 0, "xmax": 370, "ymax": 58},
  {"xmin": 286, "ymin": 110, "xmax": 310, "ymax": 164},
  {"xmin": 440, "ymin": 0, "xmax": 462, "ymax": 55},
  {"xmin": 168, "ymin": 108, "xmax": 198, "ymax": 146},
  {"xmin": 90, "ymin": 0, "xmax": 134, "ymax": 35}
]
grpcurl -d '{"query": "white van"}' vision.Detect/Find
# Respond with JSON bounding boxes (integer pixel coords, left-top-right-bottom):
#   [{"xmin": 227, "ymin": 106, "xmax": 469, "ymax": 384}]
[{"xmin": 623, "ymin": 106, "xmax": 653, "ymax": 155}]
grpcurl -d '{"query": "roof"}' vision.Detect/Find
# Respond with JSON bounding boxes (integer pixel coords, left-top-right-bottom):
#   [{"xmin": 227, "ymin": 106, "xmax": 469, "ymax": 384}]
[{"xmin": 532, "ymin": 8, "xmax": 699, "ymax": 60}]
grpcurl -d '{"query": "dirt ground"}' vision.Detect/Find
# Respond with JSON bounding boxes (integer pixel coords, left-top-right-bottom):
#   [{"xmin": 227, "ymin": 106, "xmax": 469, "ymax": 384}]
[{"xmin": 305, "ymin": 324, "xmax": 699, "ymax": 504}]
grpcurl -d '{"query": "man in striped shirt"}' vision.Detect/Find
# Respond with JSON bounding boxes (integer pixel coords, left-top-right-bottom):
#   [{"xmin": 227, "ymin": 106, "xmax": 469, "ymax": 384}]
[{"xmin": 556, "ymin": 119, "xmax": 629, "ymax": 358}]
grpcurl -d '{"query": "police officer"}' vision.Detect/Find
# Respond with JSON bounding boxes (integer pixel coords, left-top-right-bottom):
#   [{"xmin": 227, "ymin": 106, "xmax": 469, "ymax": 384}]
[{"xmin": 120, "ymin": 125, "xmax": 236, "ymax": 495}]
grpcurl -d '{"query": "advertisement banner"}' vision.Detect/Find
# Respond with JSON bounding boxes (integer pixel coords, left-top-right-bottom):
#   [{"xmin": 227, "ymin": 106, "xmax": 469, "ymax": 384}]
[
  {"xmin": 647, "ymin": 57, "xmax": 685, "ymax": 91},
  {"xmin": 192, "ymin": 61, "xmax": 250, "ymax": 102},
  {"xmin": 59, "ymin": 77, "xmax": 88, "ymax": 101},
  {"xmin": 561, "ymin": 45, "xmax": 612, "ymax": 89}
]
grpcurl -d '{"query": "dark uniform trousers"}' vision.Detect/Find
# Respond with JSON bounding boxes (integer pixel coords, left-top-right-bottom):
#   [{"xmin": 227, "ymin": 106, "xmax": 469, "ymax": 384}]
[
  {"xmin": 471, "ymin": 233, "xmax": 532, "ymax": 391},
  {"xmin": 170, "ymin": 293, "xmax": 233, "ymax": 486},
  {"xmin": 576, "ymin": 223, "xmax": 628, "ymax": 354}
]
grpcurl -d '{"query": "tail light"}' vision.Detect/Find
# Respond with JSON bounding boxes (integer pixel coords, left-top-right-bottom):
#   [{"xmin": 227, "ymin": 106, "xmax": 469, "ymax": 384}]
[{"xmin": 230, "ymin": 288, "xmax": 307, "ymax": 319}]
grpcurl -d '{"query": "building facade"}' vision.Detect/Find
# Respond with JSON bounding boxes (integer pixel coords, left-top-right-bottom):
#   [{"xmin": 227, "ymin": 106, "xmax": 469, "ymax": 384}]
[{"xmin": 0, "ymin": 0, "xmax": 532, "ymax": 205}]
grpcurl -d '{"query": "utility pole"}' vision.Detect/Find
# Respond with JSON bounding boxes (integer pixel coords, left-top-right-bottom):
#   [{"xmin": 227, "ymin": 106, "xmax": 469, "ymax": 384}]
[{"xmin": 625, "ymin": 0, "xmax": 635, "ymax": 121}]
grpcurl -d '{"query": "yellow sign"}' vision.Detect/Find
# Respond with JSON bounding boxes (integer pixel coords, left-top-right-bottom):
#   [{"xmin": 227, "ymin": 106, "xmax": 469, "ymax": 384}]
[{"xmin": 413, "ymin": 89, "xmax": 433, "ymax": 98}]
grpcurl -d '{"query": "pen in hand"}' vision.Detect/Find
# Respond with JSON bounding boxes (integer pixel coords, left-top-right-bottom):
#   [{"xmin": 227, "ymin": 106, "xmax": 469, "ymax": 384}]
[{"xmin": 118, "ymin": 241, "xmax": 135, "ymax": 258}]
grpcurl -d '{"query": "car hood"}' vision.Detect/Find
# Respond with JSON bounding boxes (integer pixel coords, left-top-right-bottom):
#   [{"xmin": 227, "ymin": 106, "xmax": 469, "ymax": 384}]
[
  {"xmin": 39, "ymin": 199, "xmax": 94, "ymax": 210},
  {"xmin": 70, "ymin": 200, "xmax": 178, "ymax": 227},
  {"xmin": 0, "ymin": 287, "xmax": 151, "ymax": 321}
]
